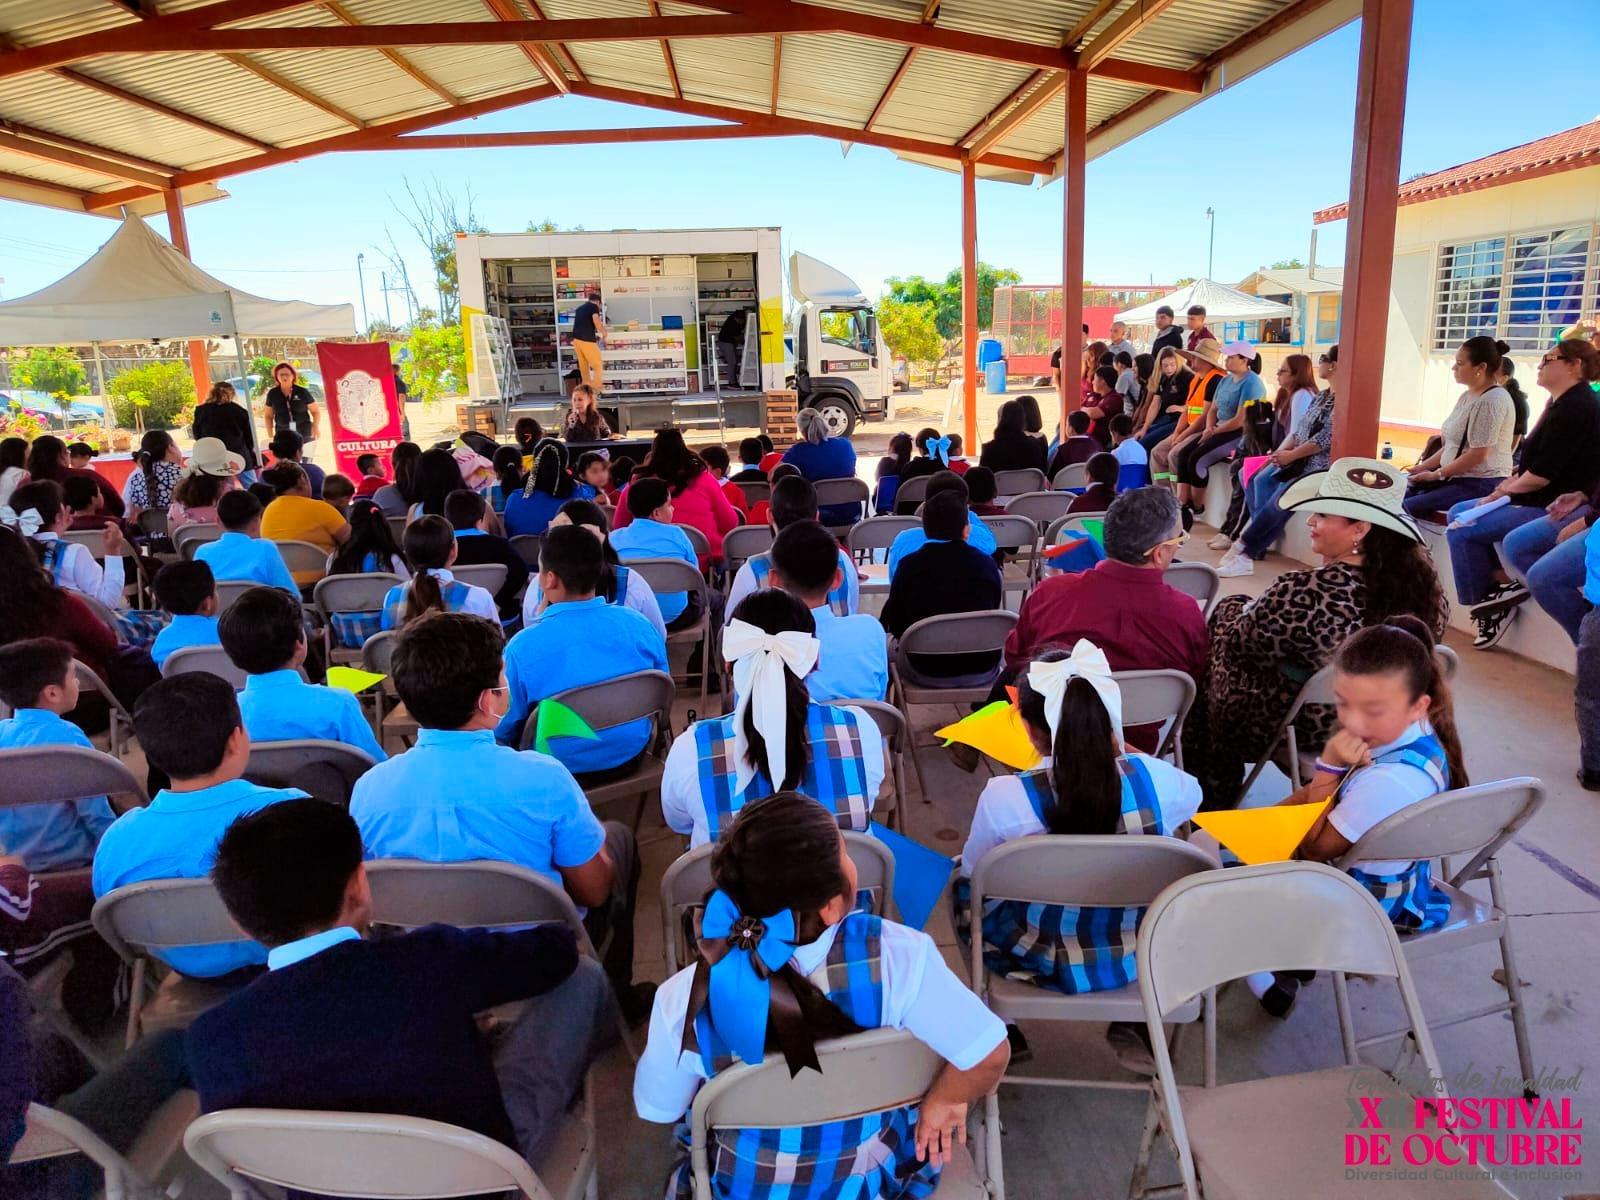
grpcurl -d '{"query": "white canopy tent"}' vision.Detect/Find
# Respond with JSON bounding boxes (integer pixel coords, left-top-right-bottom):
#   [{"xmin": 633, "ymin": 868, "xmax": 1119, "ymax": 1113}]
[{"xmin": 1114, "ymin": 277, "xmax": 1293, "ymax": 326}]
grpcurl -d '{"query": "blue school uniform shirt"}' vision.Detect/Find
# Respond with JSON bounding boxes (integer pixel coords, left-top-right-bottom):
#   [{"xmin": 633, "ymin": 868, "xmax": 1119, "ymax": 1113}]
[
  {"xmin": 237, "ymin": 669, "xmax": 387, "ymax": 763},
  {"xmin": 349, "ymin": 728, "xmax": 604, "ymax": 887},
  {"xmin": 92, "ymin": 778, "xmax": 306, "ymax": 977},
  {"xmin": 502, "ymin": 488, "xmax": 567, "ymax": 538},
  {"xmin": 496, "ymin": 597, "xmax": 668, "ymax": 773},
  {"xmin": 195, "ymin": 531, "xmax": 298, "ymax": 594},
  {"xmin": 611, "ymin": 517, "xmax": 698, "ymax": 623},
  {"xmin": 0, "ymin": 709, "xmax": 115, "ymax": 871},
  {"xmin": 1584, "ymin": 523, "xmax": 1600, "ymax": 606},
  {"xmin": 887, "ymin": 511, "xmax": 997, "ymax": 580},
  {"xmin": 808, "ymin": 605, "xmax": 889, "ymax": 701},
  {"xmin": 150, "ymin": 613, "xmax": 222, "ymax": 670}
]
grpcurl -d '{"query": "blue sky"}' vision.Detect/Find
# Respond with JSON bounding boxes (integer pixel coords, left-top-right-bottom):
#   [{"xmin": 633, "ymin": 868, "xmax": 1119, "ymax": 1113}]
[{"xmin": 1, "ymin": 0, "xmax": 1595, "ymax": 318}]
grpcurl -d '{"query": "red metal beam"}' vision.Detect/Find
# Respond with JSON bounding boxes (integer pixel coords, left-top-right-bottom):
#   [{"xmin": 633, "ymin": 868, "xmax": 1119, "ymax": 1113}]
[
  {"xmin": 769, "ymin": 35, "xmax": 782, "ymax": 115},
  {"xmin": 861, "ymin": 0, "xmax": 939, "ymax": 132},
  {"xmin": 1059, "ymin": 68, "xmax": 1087, "ymax": 436},
  {"xmin": 361, "ymin": 125, "xmax": 770, "ymax": 151},
  {"xmin": 0, "ymin": 116, "xmax": 178, "ymax": 174},
  {"xmin": 1063, "ymin": 0, "xmax": 1122, "ymax": 48},
  {"xmin": 1078, "ymin": 0, "xmax": 1177, "ymax": 69},
  {"xmin": 162, "ymin": 189, "xmax": 214, "ymax": 401},
  {"xmin": 0, "ymin": 127, "xmax": 172, "ymax": 187},
  {"xmin": 960, "ymin": 156, "xmax": 978, "ymax": 448},
  {"xmin": 323, "ymin": 0, "xmax": 457, "ymax": 104},
  {"xmin": 967, "ymin": 71, "xmax": 1058, "ymax": 157},
  {"xmin": 482, "ymin": 0, "xmax": 570, "ymax": 94},
  {"xmin": 0, "ymin": 169, "xmax": 91, "ymax": 208},
  {"xmin": 1332, "ymin": 0, "xmax": 1413, "ymax": 460},
  {"xmin": 646, "ymin": 1, "xmax": 682, "ymax": 99},
  {"xmin": 221, "ymin": 52, "xmax": 367, "ymax": 127}
]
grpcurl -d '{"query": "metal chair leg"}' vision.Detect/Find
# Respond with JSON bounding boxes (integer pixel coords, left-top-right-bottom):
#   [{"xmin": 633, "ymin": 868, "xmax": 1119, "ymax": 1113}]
[
  {"xmin": 1128, "ymin": 1086, "xmax": 1163, "ymax": 1200},
  {"xmin": 1489, "ymin": 859, "xmax": 1538, "ymax": 1096},
  {"xmin": 1332, "ymin": 971, "xmax": 1359, "ymax": 1066},
  {"xmin": 982, "ymin": 1090, "xmax": 1005, "ymax": 1200}
]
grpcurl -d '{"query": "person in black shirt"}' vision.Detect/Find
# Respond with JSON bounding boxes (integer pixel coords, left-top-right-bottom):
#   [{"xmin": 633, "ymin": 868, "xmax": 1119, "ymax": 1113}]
[
  {"xmin": 979, "ymin": 399, "xmax": 1048, "ymax": 474},
  {"xmin": 716, "ymin": 308, "xmax": 749, "ymax": 388},
  {"xmin": 570, "ymin": 290, "xmax": 606, "ymax": 395},
  {"xmin": 881, "ymin": 489, "xmax": 1003, "ymax": 682},
  {"xmin": 1150, "ymin": 305, "xmax": 1183, "ymax": 360},
  {"xmin": 444, "ymin": 488, "xmax": 529, "ymax": 620},
  {"xmin": 191, "ymin": 379, "xmax": 259, "ymax": 471},
  {"xmin": 262, "ymin": 362, "xmax": 319, "ymax": 450}
]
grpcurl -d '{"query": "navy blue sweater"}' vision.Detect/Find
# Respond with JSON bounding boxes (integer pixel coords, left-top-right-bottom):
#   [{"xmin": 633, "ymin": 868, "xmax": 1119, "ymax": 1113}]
[{"xmin": 185, "ymin": 923, "xmax": 578, "ymax": 1147}]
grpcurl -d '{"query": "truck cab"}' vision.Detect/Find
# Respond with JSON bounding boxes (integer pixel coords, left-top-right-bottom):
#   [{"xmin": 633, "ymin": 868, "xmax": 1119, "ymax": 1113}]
[{"xmin": 790, "ymin": 252, "xmax": 894, "ymax": 438}]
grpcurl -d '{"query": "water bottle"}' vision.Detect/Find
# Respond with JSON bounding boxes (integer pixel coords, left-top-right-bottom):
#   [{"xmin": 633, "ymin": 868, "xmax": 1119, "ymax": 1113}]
[{"xmin": 1381, "ymin": 442, "xmax": 1393, "ymax": 461}]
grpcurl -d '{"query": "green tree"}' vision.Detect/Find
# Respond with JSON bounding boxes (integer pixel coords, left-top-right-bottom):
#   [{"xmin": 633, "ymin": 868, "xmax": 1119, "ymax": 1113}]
[
  {"xmin": 875, "ymin": 297, "xmax": 942, "ymax": 368},
  {"xmin": 13, "ymin": 347, "xmax": 87, "ymax": 411},
  {"xmin": 883, "ymin": 262, "xmax": 1021, "ymax": 339},
  {"xmin": 525, "ymin": 218, "xmax": 586, "ymax": 233},
  {"xmin": 1173, "ymin": 276, "xmax": 1197, "ymax": 288},
  {"xmin": 1269, "ymin": 257, "xmax": 1306, "ymax": 270},
  {"xmin": 401, "ymin": 316, "xmax": 465, "ymax": 404},
  {"xmin": 108, "ymin": 361, "xmax": 193, "ymax": 431}
]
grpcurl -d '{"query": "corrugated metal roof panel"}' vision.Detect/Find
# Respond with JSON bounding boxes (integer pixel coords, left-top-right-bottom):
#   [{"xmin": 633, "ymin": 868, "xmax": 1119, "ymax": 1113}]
[
  {"xmin": 873, "ymin": 50, "xmax": 1036, "ymax": 145},
  {"xmin": 0, "ymin": 149, "xmax": 110, "ymax": 190},
  {"xmin": 669, "ymin": 34, "xmax": 775, "ymax": 111},
  {"xmin": 1103, "ymin": 0, "xmax": 1285, "ymax": 68},
  {"xmin": 774, "ymin": 32, "xmax": 905, "ymax": 127},
  {"xmin": 404, "ymin": 44, "xmax": 542, "ymax": 101},
  {"xmin": 0, "ymin": 0, "xmax": 131, "ymax": 48},
  {"xmin": 225, "ymin": 46, "xmax": 440, "ymax": 124},
  {"xmin": 931, "ymin": 0, "xmax": 1075, "ymax": 46},
  {"xmin": 564, "ymin": 39, "xmax": 675, "ymax": 95}
]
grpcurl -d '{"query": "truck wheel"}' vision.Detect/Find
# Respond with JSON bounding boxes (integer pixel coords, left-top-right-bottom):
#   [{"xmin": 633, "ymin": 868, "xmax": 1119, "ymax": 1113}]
[{"xmin": 811, "ymin": 397, "xmax": 857, "ymax": 439}]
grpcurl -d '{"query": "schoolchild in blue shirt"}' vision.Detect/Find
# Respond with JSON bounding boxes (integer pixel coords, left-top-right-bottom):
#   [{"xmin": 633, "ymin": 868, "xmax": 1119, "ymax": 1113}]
[
  {"xmin": 92, "ymin": 673, "xmax": 305, "ymax": 978},
  {"xmin": 610, "ymin": 476, "xmax": 700, "ymax": 627},
  {"xmin": 348, "ymin": 611, "xmax": 653, "ymax": 1019},
  {"xmin": 0, "ymin": 637, "xmax": 120, "ymax": 871},
  {"xmin": 218, "ymin": 584, "xmax": 386, "ymax": 763},
  {"xmin": 149, "ymin": 560, "xmax": 222, "ymax": 671},
  {"xmin": 194, "ymin": 489, "xmax": 298, "ymax": 595},
  {"xmin": 724, "ymin": 474, "xmax": 860, "ymax": 623},
  {"xmin": 497, "ymin": 524, "xmax": 667, "ymax": 775},
  {"xmin": 887, "ymin": 470, "xmax": 997, "ymax": 579},
  {"xmin": 635, "ymin": 792, "xmax": 1010, "ymax": 1198},
  {"xmin": 520, "ymin": 500, "xmax": 666, "ymax": 641},
  {"xmin": 378, "ymin": 515, "xmax": 499, "ymax": 630},
  {"xmin": 768, "ymin": 519, "xmax": 886, "ymax": 702}
]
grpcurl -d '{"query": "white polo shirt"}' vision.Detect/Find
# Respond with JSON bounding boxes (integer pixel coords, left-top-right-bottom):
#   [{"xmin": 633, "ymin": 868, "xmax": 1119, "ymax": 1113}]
[{"xmin": 1326, "ymin": 721, "xmax": 1445, "ymax": 875}]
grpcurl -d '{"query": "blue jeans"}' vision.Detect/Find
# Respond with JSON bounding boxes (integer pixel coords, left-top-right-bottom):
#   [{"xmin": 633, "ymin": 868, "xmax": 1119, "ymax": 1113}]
[
  {"xmin": 1401, "ymin": 476, "xmax": 1499, "ymax": 519},
  {"xmin": 1240, "ymin": 478, "xmax": 1297, "ymax": 559},
  {"xmin": 1246, "ymin": 462, "xmax": 1284, "ymax": 517},
  {"xmin": 1503, "ymin": 506, "xmax": 1593, "ymax": 643},
  {"xmin": 1443, "ymin": 499, "xmax": 1545, "ymax": 606}
]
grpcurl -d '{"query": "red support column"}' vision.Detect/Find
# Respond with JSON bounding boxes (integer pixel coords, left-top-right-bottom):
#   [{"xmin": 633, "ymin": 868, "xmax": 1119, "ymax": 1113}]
[
  {"xmin": 163, "ymin": 188, "xmax": 213, "ymax": 402},
  {"xmin": 1059, "ymin": 68, "xmax": 1087, "ymax": 439},
  {"xmin": 960, "ymin": 155, "xmax": 979, "ymax": 448},
  {"xmin": 1333, "ymin": 0, "xmax": 1413, "ymax": 459}
]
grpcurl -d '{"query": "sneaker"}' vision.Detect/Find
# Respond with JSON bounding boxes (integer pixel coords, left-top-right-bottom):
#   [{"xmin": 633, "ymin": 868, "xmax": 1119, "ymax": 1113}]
[
  {"xmin": 1470, "ymin": 582, "xmax": 1529, "ymax": 616},
  {"xmin": 1180, "ymin": 506, "xmax": 1195, "ymax": 533},
  {"xmin": 946, "ymin": 742, "xmax": 981, "ymax": 773},
  {"xmin": 1207, "ymin": 532, "xmax": 1233, "ymax": 551},
  {"xmin": 1005, "ymin": 1023, "xmax": 1033, "ymax": 1064},
  {"xmin": 1258, "ymin": 974, "xmax": 1301, "ymax": 1019},
  {"xmin": 1472, "ymin": 604, "xmax": 1516, "ymax": 649},
  {"xmin": 1578, "ymin": 769, "xmax": 1600, "ymax": 792},
  {"xmin": 1105, "ymin": 1021, "xmax": 1156, "ymax": 1075},
  {"xmin": 1216, "ymin": 556, "xmax": 1255, "ymax": 579}
]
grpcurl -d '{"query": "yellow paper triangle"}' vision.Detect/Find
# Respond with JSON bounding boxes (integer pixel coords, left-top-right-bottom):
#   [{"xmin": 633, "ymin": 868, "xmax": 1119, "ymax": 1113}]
[
  {"xmin": 325, "ymin": 666, "xmax": 386, "ymax": 694},
  {"xmin": 1190, "ymin": 800, "xmax": 1331, "ymax": 866},
  {"xmin": 934, "ymin": 701, "xmax": 1041, "ymax": 771}
]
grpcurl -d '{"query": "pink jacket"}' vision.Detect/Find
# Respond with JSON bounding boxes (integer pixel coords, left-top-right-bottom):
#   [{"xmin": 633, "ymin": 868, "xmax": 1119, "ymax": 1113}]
[{"xmin": 613, "ymin": 469, "xmax": 740, "ymax": 560}]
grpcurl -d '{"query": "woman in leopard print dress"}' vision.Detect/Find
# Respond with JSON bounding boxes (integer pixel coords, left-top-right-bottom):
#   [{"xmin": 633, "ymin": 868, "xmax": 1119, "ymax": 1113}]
[{"xmin": 1183, "ymin": 502, "xmax": 1448, "ymax": 809}]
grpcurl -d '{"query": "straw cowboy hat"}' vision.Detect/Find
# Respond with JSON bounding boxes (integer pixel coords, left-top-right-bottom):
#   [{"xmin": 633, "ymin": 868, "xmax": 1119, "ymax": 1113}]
[
  {"xmin": 182, "ymin": 436, "xmax": 245, "ymax": 478},
  {"xmin": 1278, "ymin": 455, "xmax": 1422, "ymax": 543},
  {"xmin": 1180, "ymin": 338, "xmax": 1225, "ymax": 372}
]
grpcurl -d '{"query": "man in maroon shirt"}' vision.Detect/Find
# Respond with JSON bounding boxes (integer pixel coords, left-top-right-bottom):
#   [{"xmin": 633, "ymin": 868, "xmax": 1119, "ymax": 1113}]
[
  {"xmin": 1185, "ymin": 304, "xmax": 1216, "ymax": 351},
  {"xmin": 1003, "ymin": 487, "xmax": 1208, "ymax": 752}
]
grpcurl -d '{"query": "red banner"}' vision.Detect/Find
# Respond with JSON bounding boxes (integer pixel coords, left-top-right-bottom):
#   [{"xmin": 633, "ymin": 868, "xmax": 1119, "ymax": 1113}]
[{"xmin": 315, "ymin": 341, "xmax": 404, "ymax": 480}]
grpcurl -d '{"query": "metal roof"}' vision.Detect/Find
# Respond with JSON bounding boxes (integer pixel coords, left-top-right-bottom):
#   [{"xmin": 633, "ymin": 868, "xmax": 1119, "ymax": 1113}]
[{"xmin": 0, "ymin": 0, "xmax": 1357, "ymax": 215}]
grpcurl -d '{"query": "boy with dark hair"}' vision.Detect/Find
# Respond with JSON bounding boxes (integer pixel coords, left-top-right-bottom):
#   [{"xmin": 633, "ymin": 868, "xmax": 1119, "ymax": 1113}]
[
  {"xmin": 444, "ymin": 488, "xmax": 528, "ymax": 619},
  {"xmin": 1047, "ymin": 410, "xmax": 1100, "ymax": 477},
  {"xmin": 67, "ymin": 442, "xmax": 96, "ymax": 470},
  {"xmin": 218, "ymin": 585, "xmax": 385, "ymax": 762},
  {"xmin": 61, "ymin": 473, "xmax": 127, "ymax": 535},
  {"xmin": 769, "ymin": 521, "xmax": 886, "ymax": 701},
  {"xmin": 354, "ymin": 452, "xmax": 386, "ymax": 499},
  {"xmin": 946, "ymin": 433, "xmax": 970, "ymax": 474},
  {"xmin": 573, "ymin": 451, "xmax": 612, "ymax": 507},
  {"xmin": 886, "ymin": 469, "xmax": 997, "ymax": 578},
  {"xmin": 188, "ymin": 798, "xmax": 608, "ymax": 1172},
  {"xmin": 321, "ymin": 472, "xmax": 355, "ymax": 517},
  {"xmin": 267, "ymin": 429, "xmax": 325, "ymax": 498},
  {"xmin": 964, "ymin": 466, "xmax": 1006, "ymax": 517},
  {"xmin": 195, "ymin": 489, "xmax": 298, "ymax": 595},
  {"xmin": 881, "ymin": 490, "xmax": 1003, "ymax": 682},
  {"xmin": 92, "ymin": 674, "xmax": 305, "ymax": 977},
  {"xmin": 350, "ymin": 612, "xmax": 651, "ymax": 1017},
  {"xmin": 0, "ymin": 638, "xmax": 116, "ymax": 870},
  {"xmin": 1069, "ymin": 452, "xmax": 1121, "ymax": 514},
  {"xmin": 731, "ymin": 436, "xmax": 766, "ymax": 483},
  {"xmin": 724, "ymin": 474, "xmax": 859, "ymax": 622},
  {"xmin": 149, "ymin": 560, "xmax": 221, "ymax": 670},
  {"xmin": 496, "ymin": 525, "xmax": 666, "ymax": 775},
  {"xmin": 610, "ymin": 476, "xmax": 699, "ymax": 626},
  {"xmin": 757, "ymin": 432, "xmax": 779, "ymax": 473},
  {"xmin": 1108, "ymin": 413, "xmax": 1151, "ymax": 489},
  {"xmin": 698, "ymin": 444, "xmax": 747, "ymax": 516}
]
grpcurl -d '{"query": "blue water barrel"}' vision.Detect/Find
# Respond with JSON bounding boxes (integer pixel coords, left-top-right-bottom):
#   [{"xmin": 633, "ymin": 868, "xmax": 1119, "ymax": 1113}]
[
  {"xmin": 976, "ymin": 337, "xmax": 1003, "ymax": 369},
  {"xmin": 984, "ymin": 359, "xmax": 1008, "ymax": 394}
]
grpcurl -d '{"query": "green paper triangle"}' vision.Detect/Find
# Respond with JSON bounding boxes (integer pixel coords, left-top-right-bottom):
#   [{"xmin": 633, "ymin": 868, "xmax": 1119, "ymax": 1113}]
[{"xmin": 533, "ymin": 699, "xmax": 599, "ymax": 755}]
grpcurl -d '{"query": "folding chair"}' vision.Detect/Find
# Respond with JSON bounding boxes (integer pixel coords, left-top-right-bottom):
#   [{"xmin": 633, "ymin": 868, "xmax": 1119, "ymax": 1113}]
[
  {"xmin": 0, "ymin": 743, "xmax": 147, "ymax": 809},
  {"xmin": 69, "ymin": 660, "xmax": 135, "ymax": 757},
  {"xmin": 967, "ymin": 836, "xmax": 1216, "ymax": 1199},
  {"xmin": 719, "ymin": 524, "xmax": 773, "ymax": 578},
  {"xmin": 1052, "ymin": 463, "xmax": 1088, "ymax": 491},
  {"xmin": 454, "ymin": 562, "xmax": 508, "ymax": 596},
  {"xmin": 991, "ymin": 467, "xmax": 1046, "ymax": 500},
  {"xmin": 62, "ymin": 527, "xmax": 110, "ymax": 557},
  {"xmin": 659, "ymin": 831, "xmax": 897, "ymax": 974},
  {"xmin": 1116, "ymin": 668, "xmax": 1197, "ymax": 767},
  {"xmin": 1332, "ymin": 776, "xmax": 1544, "ymax": 1094},
  {"xmin": 185, "ymin": 1106, "xmax": 595, "ymax": 1200},
  {"xmin": 212, "ymin": 578, "xmax": 271, "ymax": 616},
  {"xmin": 812, "ymin": 477, "xmax": 870, "ymax": 533},
  {"xmin": 313, "ymin": 572, "xmax": 402, "ymax": 663},
  {"xmin": 516, "ymin": 670, "xmax": 676, "ymax": 830},
  {"xmin": 13, "ymin": 1101, "xmax": 178, "ymax": 1200},
  {"xmin": 846, "ymin": 515, "xmax": 918, "ymax": 596},
  {"xmin": 983, "ymin": 513, "xmax": 1040, "ymax": 597},
  {"xmin": 136, "ymin": 508, "xmax": 169, "ymax": 541},
  {"xmin": 1133, "ymin": 862, "xmax": 1512, "ymax": 1200},
  {"xmin": 91, "ymin": 877, "xmax": 259, "ymax": 1047},
  {"xmin": 1037, "ymin": 513, "xmax": 1101, "ymax": 583},
  {"xmin": 509, "ymin": 533, "xmax": 545, "ymax": 569},
  {"xmin": 828, "ymin": 697, "xmax": 909, "ymax": 828},
  {"xmin": 173, "ymin": 522, "xmax": 223, "ymax": 559},
  {"xmin": 736, "ymin": 479, "xmax": 770, "ymax": 509},
  {"xmin": 244, "ymin": 739, "xmax": 377, "ymax": 807},
  {"xmin": 386, "ymin": 514, "xmax": 409, "ymax": 543},
  {"xmin": 678, "ymin": 523, "xmax": 713, "ymax": 562},
  {"xmin": 1004, "ymin": 490, "xmax": 1072, "ymax": 534},
  {"xmin": 273, "ymin": 539, "xmax": 331, "ymax": 584},
  {"xmin": 1163, "ymin": 560, "xmax": 1221, "ymax": 617},
  {"xmin": 161, "ymin": 643, "xmax": 248, "ymax": 688},
  {"xmin": 688, "ymin": 1028, "xmax": 986, "ymax": 1200},
  {"xmin": 893, "ymin": 474, "xmax": 930, "ymax": 512},
  {"xmin": 889, "ymin": 610, "xmax": 1018, "ymax": 800},
  {"xmin": 626, "ymin": 557, "xmax": 714, "ymax": 706},
  {"xmin": 362, "ymin": 629, "xmax": 400, "ymax": 731}
]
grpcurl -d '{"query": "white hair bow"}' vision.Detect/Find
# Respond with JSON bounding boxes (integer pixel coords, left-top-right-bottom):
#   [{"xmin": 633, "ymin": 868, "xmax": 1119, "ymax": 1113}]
[
  {"xmin": 722, "ymin": 618, "xmax": 820, "ymax": 794},
  {"xmin": 1026, "ymin": 639, "xmax": 1123, "ymax": 749},
  {"xmin": 0, "ymin": 505, "xmax": 43, "ymax": 537}
]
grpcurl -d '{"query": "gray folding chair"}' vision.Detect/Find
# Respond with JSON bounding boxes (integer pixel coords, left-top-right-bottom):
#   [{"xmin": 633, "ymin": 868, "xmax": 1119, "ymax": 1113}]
[
  {"xmin": 679, "ymin": 523, "xmax": 713, "ymax": 562},
  {"xmin": 688, "ymin": 1028, "xmax": 985, "ymax": 1200},
  {"xmin": 1332, "ymin": 776, "xmax": 1544, "ymax": 1093},
  {"xmin": 213, "ymin": 578, "xmax": 273, "ymax": 617},
  {"xmin": 1116, "ymin": 668, "xmax": 1197, "ymax": 767},
  {"xmin": 273, "ymin": 538, "xmax": 331, "ymax": 583},
  {"xmin": 244, "ymin": 739, "xmax": 376, "ymax": 807},
  {"xmin": 136, "ymin": 508, "xmax": 169, "ymax": 541},
  {"xmin": 509, "ymin": 533, "xmax": 544, "ymax": 568},
  {"xmin": 812, "ymin": 477, "xmax": 870, "ymax": 533},
  {"xmin": 13, "ymin": 1101, "xmax": 179, "ymax": 1200},
  {"xmin": 62, "ymin": 527, "xmax": 110, "ymax": 558},
  {"xmin": 828, "ymin": 697, "xmax": 909, "ymax": 828},
  {"xmin": 983, "ymin": 513, "xmax": 1041, "ymax": 596},
  {"xmin": 71, "ymin": 659, "xmax": 134, "ymax": 757},
  {"xmin": 185, "ymin": 1106, "xmax": 594, "ymax": 1200},
  {"xmin": 91, "ymin": 877, "xmax": 259, "ymax": 1047},
  {"xmin": 1163, "ymin": 560, "xmax": 1221, "ymax": 617},
  {"xmin": 161, "ymin": 643, "xmax": 248, "ymax": 688},
  {"xmin": 967, "ymin": 836, "xmax": 1216, "ymax": 1199},
  {"xmin": 1037, "ymin": 513, "xmax": 1100, "ymax": 583},
  {"xmin": 626, "ymin": 557, "xmax": 714, "ymax": 706},
  {"xmin": 1133, "ymin": 863, "xmax": 1511, "ymax": 1200},
  {"xmin": 173, "ymin": 522, "xmax": 223, "ymax": 559},
  {"xmin": 361, "ymin": 628, "xmax": 401, "ymax": 730},
  {"xmin": 1052, "ymin": 462, "xmax": 1088, "ymax": 491},
  {"xmin": 0, "ymin": 743, "xmax": 147, "ymax": 809},
  {"xmin": 453, "ymin": 562, "xmax": 508, "ymax": 596},
  {"xmin": 386, "ymin": 514, "xmax": 409, "ymax": 543},
  {"xmin": 659, "ymin": 831, "xmax": 896, "ymax": 974},
  {"xmin": 516, "ymin": 670, "xmax": 676, "ymax": 830},
  {"xmin": 313, "ymin": 572, "xmax": 402, "ymax": 662},
  {"xmin": 1004, "ymin": 490, "xmax": 1072, "ymax": 533},
  {"xmin": 846, "ymin": 515, "xmax": 918, "ymax": 596},
  {"xmin": 736, "ymin": 479, "xmax": 770, "ymax": 508},
  {"xmin": 991, "ymin": 467, "xmax": 1046, "ymax": 499},
  {"xmin": 892, "ymin": 474, "xmax": 930, "ymax": 511},
  {"xmin": 720, "ymin": 524, "xmax": 773, "ymax": 577}
]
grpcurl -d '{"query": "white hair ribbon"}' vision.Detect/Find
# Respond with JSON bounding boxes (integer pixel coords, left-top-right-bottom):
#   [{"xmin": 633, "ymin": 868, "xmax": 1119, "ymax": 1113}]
[
  {"xmin": 0, "ymin": 506, "xmax": 43, "ymax": 537},
  {"xmin": 1026, "ymin": 639, "xmax": 1123, "ymax": 748},
  {"xmin": 722, "ymin": 618, "xmax": 819, "ymax": 794}
]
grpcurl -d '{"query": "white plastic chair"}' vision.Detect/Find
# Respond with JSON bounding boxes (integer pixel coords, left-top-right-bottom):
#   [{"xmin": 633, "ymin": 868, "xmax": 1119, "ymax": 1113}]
[
  {"xmin": 244, "ymin": 738, "xmax": 377, "ymax": 807},
  {"xmin": 386, "ymin": 514, "xmax": 409, "ymax": 543},
  {"xmin": 313, "ymin": 571, "xmax": 402, "ymax": 663},
  {"xmin": 892, "ymin": 474, "xmax": 930, "ymax": 512},
  {"xmin": 212, "ymin": 578, "xmax": 286, "ymax": 617}
]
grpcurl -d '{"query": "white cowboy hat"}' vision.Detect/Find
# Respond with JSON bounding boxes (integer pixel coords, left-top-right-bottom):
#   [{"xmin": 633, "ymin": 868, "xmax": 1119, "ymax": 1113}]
[
  {"xmin": 1278, "ymin": 456, "xmax": 1422, "ymax": 543},
  {"xmin": 182, "ymin": 436, "xmax": 245, "ymax": 478},
  {"xmin": 1180, "ymin": 338, "xmax": 1225, "ymax": 372}
]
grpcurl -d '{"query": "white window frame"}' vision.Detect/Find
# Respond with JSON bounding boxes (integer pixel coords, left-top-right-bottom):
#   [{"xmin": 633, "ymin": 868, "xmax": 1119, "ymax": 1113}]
[{"xmin": 1431, "ymin": 221, "xmax": 1600, "ymax": 352}]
